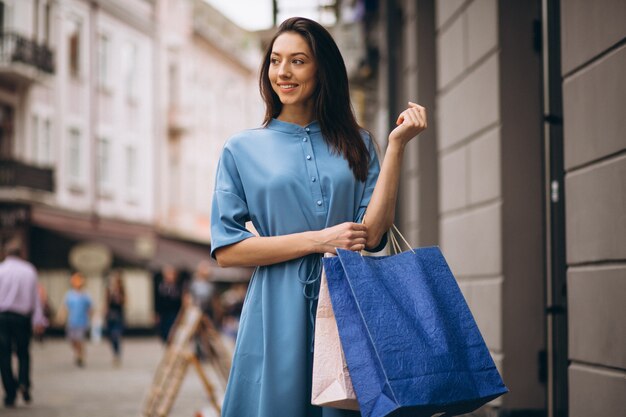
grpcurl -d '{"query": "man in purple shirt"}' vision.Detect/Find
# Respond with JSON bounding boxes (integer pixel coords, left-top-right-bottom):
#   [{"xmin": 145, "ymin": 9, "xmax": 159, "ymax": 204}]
[{"xmin": 0, "ymin": 236, "xmax": 46, "ymax": 407}]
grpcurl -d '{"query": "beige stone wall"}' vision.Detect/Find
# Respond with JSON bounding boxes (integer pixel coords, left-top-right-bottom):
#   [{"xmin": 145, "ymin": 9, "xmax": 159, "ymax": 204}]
[
  {"xmin": 561, "ymin": 1, "xmax": 626, "ymax": 416},
  {"xmin": 434, "ymin": 0, "xmax": 545, "ymax": 411},
  {"xmin": 435, "ymin": 0, "xmax": 503, "ymax": 373},
  {"xmin": 388, "ymin": 0, "xmax": 626, "ymax": 413}
]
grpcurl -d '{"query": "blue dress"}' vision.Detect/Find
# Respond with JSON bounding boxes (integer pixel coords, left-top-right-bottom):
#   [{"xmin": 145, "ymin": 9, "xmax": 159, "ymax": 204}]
[{"xmin": 211, "ymin": 119, "xmax": 386, "ymax": 417}]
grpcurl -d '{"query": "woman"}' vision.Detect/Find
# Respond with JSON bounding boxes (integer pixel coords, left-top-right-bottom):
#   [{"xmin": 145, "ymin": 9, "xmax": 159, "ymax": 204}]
[
  {"xmin": 154, "ymin": 265, "xmax": 183, "ymax": 343},
  {"xmin": 210, "ymin": 17, "xmax": 426, "ymax": 417},
  {"xmin": 104, "ymin": 270, "xmax": 125, "ymax": 365}
]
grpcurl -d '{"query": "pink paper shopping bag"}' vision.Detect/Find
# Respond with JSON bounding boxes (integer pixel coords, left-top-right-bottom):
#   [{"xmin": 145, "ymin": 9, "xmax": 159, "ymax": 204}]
[{"xmin": 311, "ymin": 258, "xmax": 359, "ymax": 410}]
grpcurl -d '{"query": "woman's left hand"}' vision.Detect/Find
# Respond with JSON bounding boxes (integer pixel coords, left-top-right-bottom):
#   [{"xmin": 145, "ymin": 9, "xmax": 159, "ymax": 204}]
[{"xmin": 389, "ymin": 102, "xmax": 427, "ymax": 147}]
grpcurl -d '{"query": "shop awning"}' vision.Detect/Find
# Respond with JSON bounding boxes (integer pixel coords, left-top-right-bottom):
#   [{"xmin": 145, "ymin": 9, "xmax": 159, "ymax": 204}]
[{"xmin": 30, "ymin": 206, "xmax": 253, "ymax": 282}]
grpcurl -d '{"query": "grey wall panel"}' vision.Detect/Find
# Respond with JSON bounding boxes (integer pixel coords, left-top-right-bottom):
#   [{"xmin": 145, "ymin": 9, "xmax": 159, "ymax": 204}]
[
  {"xmin": 438, "ymin": 53, "xmax": 500, "ymax": 150},
  {"xmin": 565, "ymin": 154, "xmax": 626, "ymax": 263},
  {"xmin": 435, "ymin": 0, "xmax": 466, "ymax": 29},
  {"xmin": 563, "ymin": 45, "xmax": 626, "ymax": 170},
  {"xmin": 569, "ymin": 364, "xmax": 626, "ymax": 417},
  {"xmin": 468, "ymin": 126, "xmax": 500, "ymax": 204},
  {"xmin": 458, "ymin": 277, "xmax": 503, "ymax": 351},
  {"xmin": 561, "ymin": 0, "xmax": 626, "ymax": 74},
  {"xmin": 466, "ymin": 0, "xmax": 497, "ymax": 66},
  {"xmin": 439, "ymin": 146, "xmax": 467, "ymax": 212},
  {"xmin": 498, "ymin": 0, "xmax": 545, "ymax": 408},
  {"xmin": 436, "ymin": 13, "xmax": 465, "ymax": 89},
  {"xmin": 568, "ymin": 265, "xmax": 626, "ymax": 369},
  {"xmin": 440, "ymin": 203, "xmax": 502, "ymax": 278}
]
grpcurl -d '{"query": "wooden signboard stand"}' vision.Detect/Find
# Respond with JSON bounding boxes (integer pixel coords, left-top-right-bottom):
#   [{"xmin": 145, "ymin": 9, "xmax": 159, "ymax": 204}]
[{"xmin": 142, "ymin": 305, "xmax": 232, "ymax": 417}]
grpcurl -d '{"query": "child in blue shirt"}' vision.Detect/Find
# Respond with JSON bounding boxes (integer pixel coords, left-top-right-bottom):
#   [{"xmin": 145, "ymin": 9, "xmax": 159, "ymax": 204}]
[{"xmin": 63, "ymin": 273, "xmax": 92, "ymax": 367}]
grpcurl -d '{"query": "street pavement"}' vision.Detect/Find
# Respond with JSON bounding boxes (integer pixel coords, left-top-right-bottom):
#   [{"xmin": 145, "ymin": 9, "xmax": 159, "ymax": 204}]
[{"xmin": 1, "ymin": 336, "xmax": 228, "ymax": 417}]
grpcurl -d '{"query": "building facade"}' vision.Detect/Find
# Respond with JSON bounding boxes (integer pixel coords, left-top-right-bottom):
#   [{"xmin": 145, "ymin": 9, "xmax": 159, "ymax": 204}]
[
  {"xmin": 357, "ymin": 0, "xmax": 625, "ymax": 415},
  {"xmin": 0, "ymin": 0, "xmax": 258, "ymax": 329},
  {"xmin": 0, "ymin": 0, "xmax": 158, "ymax": 327},
  {"xmin": 155, "ymin": 0, "xmax": 262, "ymax": 245}
]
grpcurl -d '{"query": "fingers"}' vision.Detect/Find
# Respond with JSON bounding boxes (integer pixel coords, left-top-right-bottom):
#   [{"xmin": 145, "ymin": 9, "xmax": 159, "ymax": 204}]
[
  {"xmin": 339, "ymin": 222, "xmax": 368, "ymax": 251},
  {"xmin": 397, "ymin": 104, "xmax": 427, "ymax": 126},
  {"xmin": 408, "ymin": 102, "xmax": 427, "ymax": 127},
  {"xmin": 345, "ymin": 222, "xmax": 368, "ymax": 231},
  {"xmin": 349, "ymin": 243, "xmax": 366, "ymax": 252}
]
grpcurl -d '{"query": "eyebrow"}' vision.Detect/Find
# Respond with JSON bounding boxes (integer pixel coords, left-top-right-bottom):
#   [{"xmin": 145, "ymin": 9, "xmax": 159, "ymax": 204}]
[{"xmin": 270, "ymin": 52, "xmax": 310, "ymax": 58}]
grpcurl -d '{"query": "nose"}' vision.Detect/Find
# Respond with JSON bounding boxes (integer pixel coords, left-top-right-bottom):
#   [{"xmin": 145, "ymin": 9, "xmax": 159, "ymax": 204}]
[{"xmin": 278, "ymin": 61, "xmax": 291, "ymax": 78}]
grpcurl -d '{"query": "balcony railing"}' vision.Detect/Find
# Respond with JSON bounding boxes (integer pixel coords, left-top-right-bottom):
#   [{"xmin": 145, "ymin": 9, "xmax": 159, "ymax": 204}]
[
  {"xmin": 0, "ymin": 32, "xmax": 55, "ymax": 79},
  {"xmin": 0, "ymin": 159, "xmax": 54, "ymax": 192}
]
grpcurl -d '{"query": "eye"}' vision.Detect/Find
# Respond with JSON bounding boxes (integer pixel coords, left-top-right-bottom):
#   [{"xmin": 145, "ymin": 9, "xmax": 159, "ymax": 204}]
[
  {"xmin": 270, "ymin": 57, "xmax": 280, "ymax": 65},
  {"xmin": 292, "ymin": 59, "xmax": 304, "ymax": 65}
]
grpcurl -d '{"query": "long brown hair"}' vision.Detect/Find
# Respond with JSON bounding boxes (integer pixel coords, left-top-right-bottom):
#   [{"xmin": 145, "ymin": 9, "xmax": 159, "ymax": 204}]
[{"xmin": 260, "ymin": 17, "xmax": 369, "ymax": 182}]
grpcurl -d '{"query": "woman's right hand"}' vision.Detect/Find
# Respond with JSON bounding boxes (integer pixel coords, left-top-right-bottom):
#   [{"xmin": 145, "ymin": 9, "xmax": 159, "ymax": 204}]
[{"xmin": 313, "ymin": 222, "xmax": 368, "ymax": 254}]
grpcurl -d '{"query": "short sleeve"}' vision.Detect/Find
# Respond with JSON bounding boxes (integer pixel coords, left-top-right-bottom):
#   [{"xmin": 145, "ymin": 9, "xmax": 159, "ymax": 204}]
[
  {"xmin": 354, "ymin": 133, "xmax": 388, "ymax": 252},
  {"xmin": 210, "ymin": 146, "xmax": 255, "ymax": 259}
]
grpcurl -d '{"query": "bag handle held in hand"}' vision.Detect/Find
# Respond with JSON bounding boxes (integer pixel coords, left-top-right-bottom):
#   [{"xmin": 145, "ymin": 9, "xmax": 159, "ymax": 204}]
[{"xmin": 360, "ymin": 215, "xmax": 415, "ymax": 255}]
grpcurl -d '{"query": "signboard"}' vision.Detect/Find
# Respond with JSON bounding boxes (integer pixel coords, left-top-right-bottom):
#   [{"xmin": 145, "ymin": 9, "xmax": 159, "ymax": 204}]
[{"xmin": 69, "ymin": 242, "xmax": 112, "ymax": 274}]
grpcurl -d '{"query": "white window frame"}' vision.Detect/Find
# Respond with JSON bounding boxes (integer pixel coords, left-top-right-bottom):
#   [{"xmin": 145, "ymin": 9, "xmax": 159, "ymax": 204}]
[
  {"xmin": 121, "ymin": 40, "xmax": 139, "ymax": 104},
  {"xmin": 97, "ymin": 31, "xmax": 113, "ymax": 92},
  {"xmin": 67, "ymin": 15, "xmax": 83, "ymax": 80},
  {"xmin": 41, "ymin": 117, "xmax": 52, "ymax": 166},
  {"xmin": 67, "ymin": 126, "xmax": 83, "ymax": 187},
  {"xmin": 31, "ymin": 113, "xmax": 39, "ymax": 164},
  {"xmin": 97, "ymin": 135, "xmax": 112, "ymax": 195},
  {"xmin": 125, "ymin": 144, "xmax": 138, "ymax": 202}
]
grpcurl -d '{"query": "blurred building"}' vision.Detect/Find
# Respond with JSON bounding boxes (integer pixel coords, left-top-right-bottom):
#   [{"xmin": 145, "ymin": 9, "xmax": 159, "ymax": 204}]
[
  {"xmin": 155, "ymin": 0, "xmax": 262, "ymax": 245},
  {"xmin": 0, "ymin": 0, "xmax": 258, "ymax": 329},
  {"xmin": 351, "ymin": 0, "xmax": 625, "ymax": 416}
]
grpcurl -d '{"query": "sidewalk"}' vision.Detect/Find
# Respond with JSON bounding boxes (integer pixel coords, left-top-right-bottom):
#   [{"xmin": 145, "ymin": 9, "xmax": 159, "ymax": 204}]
[{"xmin": 2, "ymin": 336, "xmax": 227, "ymax": 417}]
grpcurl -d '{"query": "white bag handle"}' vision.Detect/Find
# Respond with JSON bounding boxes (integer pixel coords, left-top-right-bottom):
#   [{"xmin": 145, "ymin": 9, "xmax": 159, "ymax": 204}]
[{"xmin": 360, "ymin": 215, "xmax": 415, "ymax": 255}]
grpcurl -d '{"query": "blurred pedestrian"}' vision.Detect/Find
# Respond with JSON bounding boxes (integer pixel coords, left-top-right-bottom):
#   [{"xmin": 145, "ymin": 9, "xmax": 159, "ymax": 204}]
[
  {"xmin": 62, "ymin": 273, "xmax": 93, "ymax": 367},
  {"xmin": 220, "ymin": 283, "xmax": 247, "ymax": 341},
  {"xmin": 0, "ymin": 236, "xmax": 47, "ymax": 407},
  {"xmin": 35, "ymin": 283, "xmax": 53, "ymax": 343},
  {"xmin": 104, "ymin": 270, "xmax": 125, "ymax": 366},
  {"xmin": 186, "ymin": 261, "xmax": 222, "ymax": 359},
  {"xmin": 154, "ymin": 265, "xmax": 183, "ymax": 343},
  {"xmin": 210, "ymin": 17, "xmax": 426, "ymax": 416},
  {"xmin": 187, "ymin": 261, "xmax": 221, "ymax": 326}
]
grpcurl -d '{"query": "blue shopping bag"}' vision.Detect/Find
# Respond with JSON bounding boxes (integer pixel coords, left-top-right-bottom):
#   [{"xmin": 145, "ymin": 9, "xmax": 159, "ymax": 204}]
[{"xmin": 323, "ymin": 246, "xmax": 508, "ymax": 417}]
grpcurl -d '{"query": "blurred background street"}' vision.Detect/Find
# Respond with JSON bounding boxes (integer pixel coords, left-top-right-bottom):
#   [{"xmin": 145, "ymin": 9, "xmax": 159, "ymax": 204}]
[{"xmin": 2, "ymin": 336, "xmax": 226, "ymax": 417}]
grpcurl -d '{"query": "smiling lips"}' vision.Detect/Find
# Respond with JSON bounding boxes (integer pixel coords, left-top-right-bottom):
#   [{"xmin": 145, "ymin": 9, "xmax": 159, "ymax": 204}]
[{"xmin": 278, "ymin": 83, "xmax": 298, "ymax": 92}]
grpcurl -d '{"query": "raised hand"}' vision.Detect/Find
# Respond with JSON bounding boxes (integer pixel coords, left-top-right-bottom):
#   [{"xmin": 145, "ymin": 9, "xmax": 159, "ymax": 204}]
[{"xmin": 389, "ymin": 102, "xmax": 427, "ymax": 147}]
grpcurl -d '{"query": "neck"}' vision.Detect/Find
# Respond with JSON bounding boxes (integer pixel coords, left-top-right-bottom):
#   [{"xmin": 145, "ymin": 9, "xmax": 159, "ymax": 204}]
[{"xmin": 277, "ymin": 102, "xmax": 315, "ymax": 127}]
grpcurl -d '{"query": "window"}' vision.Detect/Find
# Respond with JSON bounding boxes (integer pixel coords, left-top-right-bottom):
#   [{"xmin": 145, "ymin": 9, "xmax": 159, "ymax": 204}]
[
  {"xmin": 121, "ymin": 41, "xmax": 138, "ymax": 101},
  {"xmin": 168, "ymin": 62, "xmax": 179, "ymax": 107},
  {"xmin": 68, "ymin": 18, "xmax": 81, "ymax": 78},
  {"xmin": 97, "ymin": 137, "xmax": 111, "ymax": 188},
  {"xmin": 44, "ymin": 2, "xmax": 52, "ymax": 45},
  {"xmin": 33, "ymin": 116, "xmax": 52, "ymax": 165},
  {"xmin": 0, "ymin": 2, "xmax": 5, "ymax": 34},
  {"xmin": 184, "ymin": 166, "xmax": 196, "ymax": 208},
  {"xmin": 42, "ymin": 118, "xmax": 52, "ymax": 164},
  {"xmin": 125, "ymin": 145, "xmax": 137, "ymax": 191},
  {"xmin": 97, "ymin": 33, "xmax": 110, "ymax": 89},
  {"xmin": 68, "ymin": 128, "xmax": 81, "ymax": 181},
  {"xmin": 0, "ymin": 2, "xmax": 13, "ymax": 34},
  {"xmin": 31, "ymin": 114, "xmax": 39, "ymax": 163},
  {"xmin": 0, "ymin": 103, "xmax": 14, "ymax": 159}
]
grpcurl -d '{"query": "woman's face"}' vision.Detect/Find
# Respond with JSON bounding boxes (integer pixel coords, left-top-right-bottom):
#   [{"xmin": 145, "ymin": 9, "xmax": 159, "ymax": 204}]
[{"xmin": 268, "ymin": 32, "xmax": 318, "ymax": 109}]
